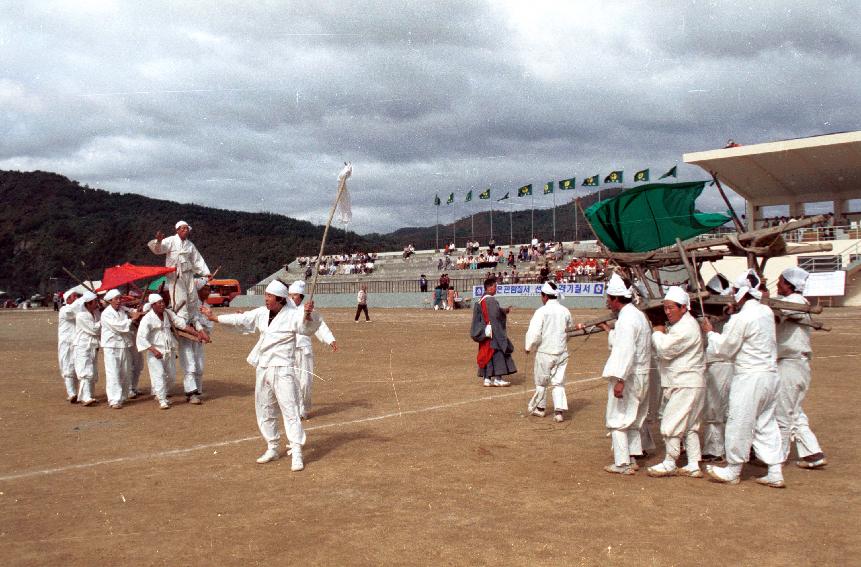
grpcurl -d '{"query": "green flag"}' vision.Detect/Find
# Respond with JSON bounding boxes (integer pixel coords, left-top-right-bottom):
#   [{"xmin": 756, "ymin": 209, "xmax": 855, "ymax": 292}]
[
  {"xmin": 543, "ymin": 181, "xmax": 554, "ymax": 195},
  {"xmin": 518, "ymin": 184, "xmax": 533, "ymax": 197},
  {"xmin": 582, "ymin": 175, "xmax": 599, "ymax": 187},
  {"xmin": 604, "ymin": 170, "xmax": 623, "ymax": 184},
  {"xmin": 559, "ymin": 177, "xmax": 576, "ymax": 190},
  {"xmin": 465, "ymin": 190, "xmax": 473, "ymax": 202},
  {"xmin": 479, "ymin": 188, "xmax": 490, "ymax": 200},
  {"xmin": 497, "ymin": 192, "xmax": 509, "ymax": 202},
  {"xmin": 634, "ymin": 169, "xmax": 650, "ymax": 182},
  {"xmin": 446, "ymin": 192, "xmax": 454, "ymax": 204},
  {"xmin": 659, "ymin": 166, "xmax": 677, "ymax": 179},
  {"xmin": 434, "ymin": 194, "xmax": 441, "ymax": 206}
]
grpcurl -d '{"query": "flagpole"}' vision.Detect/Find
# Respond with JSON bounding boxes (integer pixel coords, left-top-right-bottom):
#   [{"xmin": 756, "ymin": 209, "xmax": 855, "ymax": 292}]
[
  {"xmin": 552, "ymin": 189, "xmax": 557, "ymax": 242},
  {"xmin": 573, "ymin": 196, "xmax": 579, "ymax": 242},
  {"xmin": 435, "ymin": 202, "xmax": 439, "ymax": 252},
  {"xmin": 452, "ymin": 202, "xmax": 456, "ymax": 248},
  {"xmin": 490, "ymin": 195, "xmax": 494, "ymax": 244},
  {"xmin": 509, "ymin": 204, "xmax": 513, "ymax": 246},
  {"xmin": 530, "ymin": 191, "xmax": 534, "ymax": 241}
]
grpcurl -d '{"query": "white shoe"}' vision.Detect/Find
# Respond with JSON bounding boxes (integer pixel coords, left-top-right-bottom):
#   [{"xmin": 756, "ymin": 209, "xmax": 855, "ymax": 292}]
[
  {"xmin": 755, "ymin": 474, "xmax": 786, "ymax": 488},
  {"xmin": 604, "ymin": 464, "xmax": 636, "ymax": 475},
  {"xmin": 492, "ymin": 378, "xmax": 511, "ymax": 387},
  {"xmin": 796, "ymin": 457, "xmax": 827, "ymax": 469},
  {"xmin": 256, "ymin": 448, "xmax": 280, "ymax": 464},
  {"xmin": 291, "ymin": 449, "xmax": 304, "ymax": 472},
  {"xmin": 553, "ymin": 412, "xmax": 564, "ymax": 423},
  {"xmin": 647, "ymin": 462, "xmax": 678, "ymax": 478},
  {"xmin": 483, "ymin": 378, "xmax": 492, "ymax": 387},
  {"xmin": 705, "ymin": 464, "xmax": 740, "ymax": 485},
  {"xmin": 678, "ymin": 466, "xmax": 704, "ymax": 478},
  {"xmin": 81, "ymin": 398, "xmax": 97, "ymax": 406},
  {"xmin": 159, "ymin": 400, "xmax": 170, "ymax": 410},
  {"xmin": 530, "ymin": 408, "xmax": 546, "ymax": 417},
  {"xmin": 189, "ymin": 394, "xmax": 202, "ymax": 405}
]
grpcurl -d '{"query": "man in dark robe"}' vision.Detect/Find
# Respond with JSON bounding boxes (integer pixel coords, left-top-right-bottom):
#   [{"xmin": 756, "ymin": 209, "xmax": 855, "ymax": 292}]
[{"xmin": 471, "ymin": 277, "xmax": 516, "ymax": 386}]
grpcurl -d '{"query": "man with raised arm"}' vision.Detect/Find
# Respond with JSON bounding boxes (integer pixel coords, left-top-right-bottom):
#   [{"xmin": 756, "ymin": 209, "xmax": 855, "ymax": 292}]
[{"xmin": 148, "ymin": 220, "xmax": 211, "ymax": 318}]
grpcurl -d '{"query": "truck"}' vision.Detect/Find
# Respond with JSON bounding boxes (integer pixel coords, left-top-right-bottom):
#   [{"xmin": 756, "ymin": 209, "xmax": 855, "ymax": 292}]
[{"xmin": 205, "ymin": 279, "xmax": 241, "ymax": 307}]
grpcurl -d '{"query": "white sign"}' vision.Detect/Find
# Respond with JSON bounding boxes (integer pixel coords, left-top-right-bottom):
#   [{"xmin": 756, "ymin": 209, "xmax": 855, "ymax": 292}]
[
  {"xmin": 803, "ymin": 271, "xmax": 845, "ymax": 297},
  {"xmin": 473, "ymin": 282, "xmax": 606, "ymax": 298}
]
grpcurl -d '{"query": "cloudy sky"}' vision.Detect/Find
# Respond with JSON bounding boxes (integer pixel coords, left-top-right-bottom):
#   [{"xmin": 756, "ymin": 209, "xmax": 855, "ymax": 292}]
[{"xmin": 2, "ymin": 1, "xmax": 859, "ymax": 233}]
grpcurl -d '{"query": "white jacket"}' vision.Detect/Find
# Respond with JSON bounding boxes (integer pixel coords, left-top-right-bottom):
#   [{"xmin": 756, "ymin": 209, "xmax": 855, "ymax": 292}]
[
  {"xmin": 296, "ymin": 318, "xmax": 335, "ymax": 353},
  {"xmin": 148, "ymin": 234, "xmax": 210, "ymax": 278},
  {"xmin": 74, "ymin": 310, "xmax": 101, "ymax": 350},
  {"xmin": 58, "ymin": 297, "xmax": 85, "ymax": 344},
  {"xmin": 602, "ymin": 303, "xmax": 651, "ymax": 382},
  {"xmin": 706, "ymin": 298, "xmax": 777, "ymax": 374},
  {"xmin": 136, "ymin": 309, "xmax": 185, "ymax": 354},
  {"xmin": 100, "ymin": 305, "xmax": 135, "ymax": 348},
  {"xmin": 524, "ymin": 299, "xmax": 573, "ymax": 355},
  {"xmin": 775, "ymin": 293, "xmax": 811, "ymax": 359},
  {"xmin": 651, "ymin": 311, "xmax": 706, "ymax": 388},
  {"xmin": 218, "ymin": 302, "xmax": 320, "ymax": 368}
]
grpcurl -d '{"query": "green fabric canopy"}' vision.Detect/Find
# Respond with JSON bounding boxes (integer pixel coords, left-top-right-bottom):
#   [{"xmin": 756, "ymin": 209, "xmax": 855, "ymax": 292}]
[
  {"xmin": 585, "ymin": 181, "xmax": 731, "ymax": 253},
  {"xmin": 147, "ymin": 276, "xmax": 167, "ymax": 291}
]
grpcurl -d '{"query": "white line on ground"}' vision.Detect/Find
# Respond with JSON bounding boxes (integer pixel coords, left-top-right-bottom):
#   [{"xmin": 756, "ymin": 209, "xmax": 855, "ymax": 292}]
[{"xmin": 0, "ymin": 376, "xmax": 605, "ymax": 482}]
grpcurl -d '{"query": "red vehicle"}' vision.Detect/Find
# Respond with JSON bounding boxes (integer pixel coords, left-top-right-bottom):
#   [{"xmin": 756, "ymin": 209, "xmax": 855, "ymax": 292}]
[{"xmin": 205, "ymin": 279, "xmax": 241, "ymax": 307}]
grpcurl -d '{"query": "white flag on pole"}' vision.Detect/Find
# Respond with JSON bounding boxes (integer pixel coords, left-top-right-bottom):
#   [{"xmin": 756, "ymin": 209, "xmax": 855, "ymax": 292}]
[{"xmin": 336, "ymin": 163, "xmax": 353, "ymax": 225}]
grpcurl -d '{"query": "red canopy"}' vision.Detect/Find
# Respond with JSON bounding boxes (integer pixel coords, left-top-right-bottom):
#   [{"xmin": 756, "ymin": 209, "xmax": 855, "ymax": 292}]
[{"xmin": 96, "ymin": 263, "xmax": 176, "ymax": 292}]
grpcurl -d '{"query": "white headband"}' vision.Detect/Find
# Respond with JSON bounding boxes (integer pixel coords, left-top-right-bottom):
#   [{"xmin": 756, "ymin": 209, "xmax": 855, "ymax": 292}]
[
  {"xmin": 663, "ymin": 286, "xmax": 689, "ymax": 307},
  {"xmin": 288, "ymin": 280, "xmax": 306, "ymax": 295},
  {"xmin": 540, "ymin": 281, "xmax": 559, "ymax": 297},
  {"xmin": 265, "ymin": 280, "xmax": 289, "ymax": 298},
  {"xmin": 104, "ymin": 289, "xmax": 121, "ymax": 301},
  {"xmin": 781, "ymin": 267, "xmax": 809, "ymax": 292},
  {"xmin": 606, "ymin": 273, "xmax": 633, "ymax": 298},
  {"xmin": 175, "ymin": 220, "xmax": 191, "ymax": 230},
  {"xmin": 148, "ymin": 293, "xmax": 164, "ymax": 305},
  {"xmin": 81, "ymin": 291, "xmax": 97, "ymax": 303},
  {"xmin": 733, "ymin": 269, "xmax": 762, "ymax": 302}
]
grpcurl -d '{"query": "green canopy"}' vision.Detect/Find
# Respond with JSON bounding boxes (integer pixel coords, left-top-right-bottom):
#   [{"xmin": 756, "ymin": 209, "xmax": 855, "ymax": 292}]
[
  {"xmin": 147, "ymin": 276, "xmax": 167, "ymax": 291},
  {"xmin": 585, "ymin": 181, "xmax": 731, "ymax": 253}
]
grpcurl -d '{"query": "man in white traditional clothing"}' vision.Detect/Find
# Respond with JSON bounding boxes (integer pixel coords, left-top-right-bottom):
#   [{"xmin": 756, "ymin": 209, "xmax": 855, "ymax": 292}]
[
  {"xmin": 178, "ymin": 278, "xmax": 213, "ymax": 405},
  {"xmin": 525, "ymin": 281, "xmax": 574, "ymax": 423},
  {"xmin": 582, "ymin": 273, "xmax": 651, "ymax": 475},
  {"xmin": 775, "ymin": 267, "xmax": 827, "ymax": 469},
  {"xmin": 701, "ymin": 274, "xmax": 734, "ymax": 461},
  {"xmin": 288, "ymin": 280, "xmax": 337, "ymax": 420},
  {"xmin": 648, "ymin": 286, "xmax": 706, "ymax": 478},
  {"xmin": 74, "ymin": 291, "xmax": 102, "ymax": 406},
  {"xmin": 136, "ymin": 293, "xmax": 196, "ymax": 410},
  {"xmin": 57, "ymin": 287, "xmax": 84, "ymax": 402},
  {"xmin": 701, "ymin": 270, "xmax": 785, "ymax": 488},
  {"xmin": 100, "ymin": 289, "xmax": 141, "ymax": 409},
  {"xmin": 148, "ymin": 221, "xmax": 211, "ymax": 319},
  {"xmin": 202, "ymin": 280, "xmax": 320, "ymax": 471}
]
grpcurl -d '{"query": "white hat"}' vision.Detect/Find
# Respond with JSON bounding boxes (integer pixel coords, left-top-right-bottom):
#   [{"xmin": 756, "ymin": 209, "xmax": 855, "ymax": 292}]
[
  {"xmin": 104, "ymin": 289, "xmax": 121, "ymax": 301},
  {"xmin": 288, "ymin": 280, "xmax": 306, "ymax": 295},
  {"xmin": 663, "ymin": 286, "xmax": 690, "ymax": 307},
  {"xmin": 606, "ymin": 273, "xmax": 633, "ymax": 298},
  {"xmin": 63, "ymin": 288, "xmax": 80, "ymax": 300},
  {"xmin": 81, "ymin": 291, "xmax": 97, "ymax": 303},
  {"xmin": 175, "ymin": 220, "xmax": 191, "ymax": 230},
  {"xmin": 540, "ymin": 281, "xmax": 559, "ymax": 297},
  {"xmin": 781, "ymin": 267, "xmax": 809, "ymax": 292},
  {"xmin": 733, "ymin": 269, "xmax": 762, "ymax": 302},
  {"xmin": 194, "ymin": 277, "xmax": 209, "ymax": 291},
  {"xmin": 706, "ymin": 274, "xmax": 731, "ymax": 296},
  {"xmin": 265, "ymin": 280, "xmax": 289, "ymax": 298},
  {"xmin": 142, "ymin": 303, "xmax": 152, "ymax": 313},
  {"xmin": 148, "ymin": 293, "xmax": 164, "ymax": 305}
]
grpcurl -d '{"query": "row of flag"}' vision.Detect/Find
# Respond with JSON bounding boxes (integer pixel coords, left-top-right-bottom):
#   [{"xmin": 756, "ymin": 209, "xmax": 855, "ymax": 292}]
[{"xmin": 433, "ymin": 166, "xmax": 678, "ymax": 205}]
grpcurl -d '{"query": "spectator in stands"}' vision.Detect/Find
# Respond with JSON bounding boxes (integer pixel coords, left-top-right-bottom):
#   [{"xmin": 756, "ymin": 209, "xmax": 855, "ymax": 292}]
[
  {"xmin": 419, "ymin": 274, "xmax": 428, "ymax": 293},
  {"xmin": 304, "ymin": 265, "xmax": 312, "ymax": 279},
  {"xmin": 539, "ymin": 263, "xmax": 550, "ymax": 283},
  {"xmin": 487, "ymin": 237, "xmax": 496, "ymax": 253},
  {"xmin": 437, "ymin": 257, "xmax": 444, "ymax": 271}
]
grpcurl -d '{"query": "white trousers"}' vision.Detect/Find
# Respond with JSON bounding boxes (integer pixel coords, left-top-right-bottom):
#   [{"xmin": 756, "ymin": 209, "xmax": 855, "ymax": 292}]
[
  {"xmin": 776, "ymin": 358, "xmax": 822, "ymax": 459},
  {"xmin": 606, "ymin": 372, "xmax": 649, "ymax": 466},
  {"xmin": 639, "ymin": 366, "xmax": 662, "ymax": 454},
  {"xmin": 146, "ymin": 350, "xmax": 176, "ymax": 403},
  {"xmin": 527, "ymin": 351, "xmax": 569, "ymax": 412},
  {"xmin": 178, "ymin": 337, "xmax": 205, "ymax": 395},
  {"xmin": 660, "ymin": 387, "xmax": 705, "ymax": 464},
  {"xmin": 58, "ymin": 340, "xmax": 78, "ymax": 398},
  {"xmin": 725, "ymin": 371, "xmax": 782, "ymax": 466},
  {"xmin": 74, "ymin": 345, "xmax": 99, "ymax": 402},
  {"xmin": 295, "ymin": 348, "xmax": 314, "ymax": 417},
  {"xmin": 702, "ymin": 361, "xmax": 733, "ymax": 457},
  {"xmin": 255, "ymin": 366, "xmax": 306, "ymax": 450},
  {"xmin": 103, "ymin": 346, "xmax": 131, "ymax": 405},
  {"xmin": 130, "ymin": 349, "xmax": 144, "ymax": 392}
]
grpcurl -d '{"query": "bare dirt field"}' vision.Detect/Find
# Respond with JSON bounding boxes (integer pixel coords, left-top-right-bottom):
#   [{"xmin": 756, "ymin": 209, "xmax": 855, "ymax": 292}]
[{"xmin": 1, "ymin": 305, "xmax": 859, "ymax": 566}]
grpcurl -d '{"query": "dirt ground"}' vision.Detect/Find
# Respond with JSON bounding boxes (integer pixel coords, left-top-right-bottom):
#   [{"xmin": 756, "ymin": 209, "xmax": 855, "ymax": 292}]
[{"xmin": 1, "ymin": 305, "xmax": 859, "ymax": 566}]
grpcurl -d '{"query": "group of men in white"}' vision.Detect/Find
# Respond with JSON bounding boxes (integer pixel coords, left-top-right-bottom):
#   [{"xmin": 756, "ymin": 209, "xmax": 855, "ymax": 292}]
[
  {"xmin": 56, "ymin": 221, "xmax": 337, "ymax": 472},
  {"xmin": 523, "ymin": 266, "xmax": 826, "ymax": 488}
]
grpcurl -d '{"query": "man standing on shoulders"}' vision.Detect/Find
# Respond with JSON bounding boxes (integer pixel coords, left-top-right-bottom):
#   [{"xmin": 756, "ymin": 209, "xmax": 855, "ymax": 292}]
[
  {"xmin": 148, "ymin": 220, "xmax": 211, "ymax": 319},
  {"xmin": 288, "ymin": 280, "xmax": 337, "ymax": 420},
  {"xmin": 470, "ymin": 277, "xmax": 516, "ymax": 387},
  {"xmin": 586, "ymin": 273, "xmax": 651, "ymax": 475},
  {"xmin": 648, "ymin": 287, "xmax": 706, "ymax": 478},
  {"xmin": 202, "ymin": 280, "xmax": 320, "ymax": 471},
  {"xmin": 525, "ymin": 281, "xmax": 574, "ymax": 422},
  {"xmin": 701, "ymin": 270, "xmax": 785, "ymax": 488},
  {"xmin": 57, "ymin": 287, "xmax": 84, "ymax": 402},
  {"xmin": 775, "ymin": 267, "xmax": 827, "ymax": 469}
]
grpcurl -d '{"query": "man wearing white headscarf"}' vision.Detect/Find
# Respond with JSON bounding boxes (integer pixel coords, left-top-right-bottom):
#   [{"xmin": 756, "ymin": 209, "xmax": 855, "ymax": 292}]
[
  {"xmin": 288, "ymin": 280, "xmax": 337, "ymax": 420},
  {"xmin": 100, "ymin": 289, "xmax": 141, "ymax": 408},
  {"xmin": 74, "ymin": 291, "xmax": 102, "ymax": 406},
  {"xmin": 775, "ymin": 267, "xmax": 827, "ymax": 469},
  {"xmin": 57, "ymin": 288, "xmax": 85, "ymax": 402},
  {"xmin": 525, "ymin": 281, "xmax": 574, "ymax": 422},
  {"xmin": 701, "ymin": 270, "xmax": 785, "ymax": 488},
  {"xmin": 648, "ymin": 286, "xmax": 706, "ymax": 477},
  {"xmin": 178, "ymin": 277, "xmax": 213, "ymax": 405},
  {"xmin": 202, "ymin": 280, "xmax": 320, "ymax": 471},
  {"xmin": 584, "ymin": 273, "xmax": 651, "ymax": 475},
  {"xmin": 136, "ymin": 293, "xmax": 193, "ymax": 409},
  {"xmin": 148, "ymin": 220, "xmax": 211, "ymax": 319},
  {"xmin": 701, "ymin": 274, "xmax": 734, "ymax": 461}
]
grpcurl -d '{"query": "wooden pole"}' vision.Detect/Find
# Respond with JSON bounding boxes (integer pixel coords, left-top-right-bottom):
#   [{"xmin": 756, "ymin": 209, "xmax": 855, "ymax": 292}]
[{"xmin": 309, "ymin": 164, "xmax": 350, "ymax": 301}]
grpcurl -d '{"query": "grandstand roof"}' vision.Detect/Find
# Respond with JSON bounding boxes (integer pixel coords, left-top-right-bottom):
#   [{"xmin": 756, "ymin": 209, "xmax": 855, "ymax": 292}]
[{"xmin": 683, "ymin": 131, "xmax": 861, "ymax": 206}]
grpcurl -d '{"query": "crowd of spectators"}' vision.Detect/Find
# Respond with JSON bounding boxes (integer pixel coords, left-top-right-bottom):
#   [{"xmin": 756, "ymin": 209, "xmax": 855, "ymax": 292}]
[{"xmin": 296, "ymin": 252, "xmax": 378, "ymax": 277}]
